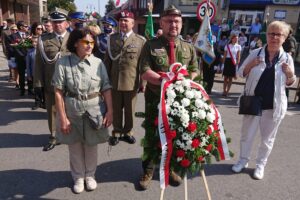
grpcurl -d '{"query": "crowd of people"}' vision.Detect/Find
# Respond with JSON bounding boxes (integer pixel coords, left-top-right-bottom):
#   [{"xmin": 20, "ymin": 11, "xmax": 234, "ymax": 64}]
[{"xmin": 0, "ymin": 4, "xmax": 298, "ymax": 194}]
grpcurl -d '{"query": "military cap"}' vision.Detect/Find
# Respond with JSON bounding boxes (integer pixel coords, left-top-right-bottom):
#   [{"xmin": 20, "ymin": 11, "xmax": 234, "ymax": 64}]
[
  {"xmin": 69, "ymin": 11, "xmax": 86, "ymax": 22},
  {"xmin": 161, "ymin": 5, "xmax": 181, "ymax": 17},
  {"xmin": 49, "ymin": 7, "xmax": 68, "ymax": 21},
  {"xmin": 117, "ymin": 10, "xmax": 135, "ymax": 20},
  {"xmin": 101, "ymin": 16, "xmax": 117, "ymax": 27}
]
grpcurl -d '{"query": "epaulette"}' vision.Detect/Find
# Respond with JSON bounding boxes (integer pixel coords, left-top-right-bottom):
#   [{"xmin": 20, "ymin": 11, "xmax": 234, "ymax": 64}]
[{"xmin": 135, "ymin": 34, "xmax": 146, "ymax": 42}]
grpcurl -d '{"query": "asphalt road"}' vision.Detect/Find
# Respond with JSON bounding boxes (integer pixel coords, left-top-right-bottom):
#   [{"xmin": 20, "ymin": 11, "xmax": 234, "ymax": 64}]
[{"xmin": 0, "ymin": 48, "xmax": 300, "ymax": 200}]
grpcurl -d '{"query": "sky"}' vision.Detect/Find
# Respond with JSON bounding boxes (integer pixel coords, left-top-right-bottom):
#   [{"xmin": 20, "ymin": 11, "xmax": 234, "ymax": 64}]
[{"xmin": 74, "ymin": 0, "xmax": 127, "ymax": 16}]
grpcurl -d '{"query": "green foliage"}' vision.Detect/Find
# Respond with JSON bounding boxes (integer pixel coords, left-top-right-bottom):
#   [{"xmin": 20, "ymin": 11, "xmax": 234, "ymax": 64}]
[
  {"xmin": 47, "ymin": 0, "xmax": 76, "ymax": 13},
  {"xmin": 105, "ymin": 0, "xmax": 116, "ymax": 15}
]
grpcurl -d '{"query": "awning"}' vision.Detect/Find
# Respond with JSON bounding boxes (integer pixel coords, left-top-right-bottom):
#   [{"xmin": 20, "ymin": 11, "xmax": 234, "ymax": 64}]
[{"xmin": 143, "ymin": 14, "xmax": 197, "ymax": 18}]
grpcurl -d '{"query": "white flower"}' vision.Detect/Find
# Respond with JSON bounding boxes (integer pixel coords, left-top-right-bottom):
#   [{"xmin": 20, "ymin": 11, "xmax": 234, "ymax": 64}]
[
  {"xmin": 172, "ymin": 101, "xmax": 180, "ymax": 108},
  {"xmin": 175, "ymin": 80, "xmax": 182, "ymax": 85},
  {"xmin": 182, "ymin": 79, "xmax": 190, "ymax": 87},
  {"xmin": 176, "ymin": 140, "xmax": 182, "ymax": 146},
  {"xmin": 195, "ymin": 99, "xmax": 204, "ymax": 108},
  {"xmin": 186, "ymin": 139, "xmax": 192, "ymax": 146},
  {"xmin": 166, "ymin": 105, "xmax": 171, "ymax": 114},
  {"xmin": 180, "ymin": 113, "xmax": 190, "ymax": 124},
  {"xmin": 178, "ymin": 127, "xmax": 184, "ymax": 132},
  {"xmin": 166, "ymin": 98, "xmax": 174, "ymax": 105},
  {"xmin": 181, "ymin": 98, "xmax": 190, "ymax": 107},
  {"xmin": 182, "ymin": 132, "xmax": 190, "ymax": 140},
  {"xmin": 194, "ymin": 91, "xmax": 202, "ymax": 99},
  {"xmin": 166, "ymin": 89, "xmax": 176, "ymax": 99},
  {"xmin": 198, "ymin": 109, "xmax": 206, "ymax": 119},
  {"xmin": 185, "ymin": 90, "xmax": 194, "ymax": 99},
  {"xmin": 179, "ymin": 143, "xmax": 185, "ymax": 149},
  {"xmin": 171, "ymin": 109, "xmax": 178, "ymax": 116},
  {"xmin": 182, "ymin": 121, "xmax": 189, "ymax": 128},
  {"xmin": 177, "ymin": 157, "xmax": 183, "ymax": 162},
  {"xmin": 192, "ymin": 112, "xmax": 198, "ymax": 118},
  {"xmin": 206, "ymin": 112, "xmax": 215, "ymax": 123}
]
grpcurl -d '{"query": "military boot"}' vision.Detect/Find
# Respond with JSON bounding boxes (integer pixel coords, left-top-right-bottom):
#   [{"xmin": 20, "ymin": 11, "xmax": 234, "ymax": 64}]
[
  {"xmin": 169, "ymin": 171, "xmax": 182, "ymax": 186},
  {"xmin": 139, "ymin": 171, "xmax": 154, "ymax": 190}
]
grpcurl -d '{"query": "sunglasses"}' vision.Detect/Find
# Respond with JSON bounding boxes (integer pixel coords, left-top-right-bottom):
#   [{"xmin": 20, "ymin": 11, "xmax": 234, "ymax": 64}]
[
  {"xmin": 79, "ymin": 39, "xmax": 95, "ymax": 46},
  {"xmin": 36, "ymin": 27, "xmax": 43, "ymax": 30}
]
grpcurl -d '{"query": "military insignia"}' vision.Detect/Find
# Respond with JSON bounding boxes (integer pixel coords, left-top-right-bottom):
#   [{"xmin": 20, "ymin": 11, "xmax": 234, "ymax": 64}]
[
  {"xmin": 121, "ymin": 12, "xmax": 125, "ymax": 17},
  {"xmin": 156, "ymin": 57, "xmax": 166, "ymax": 65},
  {"xmin": 154, "ymin": 48, "xmax": 165, "ymax": 53},
  {"xmin": 198, "ymin": 40, "xmax": 203, "ymax": 47}
]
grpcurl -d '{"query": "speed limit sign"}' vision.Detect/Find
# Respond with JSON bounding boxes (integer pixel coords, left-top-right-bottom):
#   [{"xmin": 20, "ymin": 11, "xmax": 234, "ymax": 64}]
[{"xmin": 196, "ymin": 0, "xmax": 216, "ymax": 22}]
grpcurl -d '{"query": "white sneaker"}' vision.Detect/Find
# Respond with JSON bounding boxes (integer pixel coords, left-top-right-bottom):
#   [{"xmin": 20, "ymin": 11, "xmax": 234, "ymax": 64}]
[
  {"xmin": 85, "ymin": 177, "xmax": 97, "ymax": 191},
  {"xmin": 232, "ymin": 161, "xmax": 249, "ymax": 173},
  {"xmin": 253, "ymin": 165, "xmax": 264, "ymax": 180},
  {"xmin": 73, "ymin": 178, "xmax": 84, "ymax": 194}
]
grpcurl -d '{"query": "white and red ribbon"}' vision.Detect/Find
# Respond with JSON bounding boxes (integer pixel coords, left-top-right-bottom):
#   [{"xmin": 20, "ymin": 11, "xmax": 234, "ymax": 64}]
[{"xmin": 158, "ymin": 63, "xmax": 230, "ymax": 189}]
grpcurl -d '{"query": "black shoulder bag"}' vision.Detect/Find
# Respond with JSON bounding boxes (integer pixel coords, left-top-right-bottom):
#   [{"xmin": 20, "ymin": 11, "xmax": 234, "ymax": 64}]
[{"xmin": 238, "ymin": 49, "xmax": 263, "ymax": 116}]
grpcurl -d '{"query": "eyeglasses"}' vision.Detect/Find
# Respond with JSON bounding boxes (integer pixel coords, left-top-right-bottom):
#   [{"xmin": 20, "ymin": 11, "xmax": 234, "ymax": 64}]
[
  {"xmin": 79, "ymin": 39, "xmax": 95, "ymax": 46},
  {"xmin": 267, "ymin": 32, "xmax": 285, "ymax": 38},
  {"xmin": 36, "ymin": 27, "xmax": 43, "ymax": 30}
]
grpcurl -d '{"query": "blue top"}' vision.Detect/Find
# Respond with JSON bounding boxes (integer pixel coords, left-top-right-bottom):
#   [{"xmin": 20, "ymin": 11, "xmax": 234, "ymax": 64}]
[
  {"xmin": 250, "ymin": 23, "xmax": 262, "ymax": 34},
  {"xmin": 26, "ymin": 48, "xmax": 36, "ymax": 77}
]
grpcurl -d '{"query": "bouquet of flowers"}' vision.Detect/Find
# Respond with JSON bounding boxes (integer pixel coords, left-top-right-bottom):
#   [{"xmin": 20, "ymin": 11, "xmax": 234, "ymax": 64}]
[
  {"xmin": 138, "ymin": 63, "xmax": 232, "ymax": 189},
  {"xmin": 15, "ymin": 38, "xmax": 33, "ymax": 49}
]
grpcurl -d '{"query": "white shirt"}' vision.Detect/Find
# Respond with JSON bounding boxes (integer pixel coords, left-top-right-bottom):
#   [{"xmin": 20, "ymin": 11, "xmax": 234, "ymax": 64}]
[
  {"xmin": 225, "ymin": 43, "xmax": 241, "ymax": 63},
  {"xmin": 238, "ymin": 47, "xmax": 295, "ymax": 121}
]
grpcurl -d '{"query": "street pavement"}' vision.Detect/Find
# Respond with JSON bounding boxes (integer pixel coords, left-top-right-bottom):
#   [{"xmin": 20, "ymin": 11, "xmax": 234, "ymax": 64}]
[{"xmin": 0, "ymin": 47, "xmax": 300, "ymax": 200}]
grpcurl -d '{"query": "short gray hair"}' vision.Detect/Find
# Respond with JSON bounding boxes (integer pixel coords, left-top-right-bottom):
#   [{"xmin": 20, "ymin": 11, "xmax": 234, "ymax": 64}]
[{"xmin": 267, "ymin": 21, "xmax": 290, "ymax": 38}]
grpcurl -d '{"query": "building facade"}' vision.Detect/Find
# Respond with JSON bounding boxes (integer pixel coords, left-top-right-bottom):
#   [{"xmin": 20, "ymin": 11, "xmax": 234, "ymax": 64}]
[
  {"xmin": 113, "ymin": 0, "xmax": 299, "ymax": 40},
  {"xmin": 0, "ymin": 0, "xmax": 48, "ymax": 25}
]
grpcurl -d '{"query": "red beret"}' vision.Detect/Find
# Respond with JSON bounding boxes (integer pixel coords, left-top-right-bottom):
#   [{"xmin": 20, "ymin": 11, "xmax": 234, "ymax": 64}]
[{"xmin": 118, "ymin": 10, "xmax": 135, "ymax": 20}]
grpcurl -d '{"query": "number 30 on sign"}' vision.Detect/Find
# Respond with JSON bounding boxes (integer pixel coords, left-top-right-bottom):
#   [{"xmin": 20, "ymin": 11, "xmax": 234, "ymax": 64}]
[{"xmin": 196, "ymin": 0, "xmax": 216, "ymax": 22}]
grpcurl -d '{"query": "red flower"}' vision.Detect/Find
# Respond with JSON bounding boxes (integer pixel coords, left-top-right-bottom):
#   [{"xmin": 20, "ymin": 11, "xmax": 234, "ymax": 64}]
[
  {"xmin": 191, "ymin": 139, "xmax": 200, "ymax": 148},
  {"xmin": 169, "ymin": 130, "xmax": 176, "ymax": 138},
  {"xmin": 206, "ymin": 126, "xmax": 213, "ymax": 135},
  {"xmin": 187, "ymin": 122, "xmax": 197, "ymax": 132},
  {"xmin": 154, "ymin": 117, "xmax": 158, "ymax": 126},
  {"xmin": 180, "ymin": 159, "xmax": 190, "ymax": 168},
  {"xmin": 198, "ymin": 156, "xmax": 204, "ymax": 162},
  {"xmin": 206, "ymin": 144, "xmax": 213, "ymax": 152},
  {"xmin": 176, "ymin": 149, "xmax": 185, "ymax": 157}
]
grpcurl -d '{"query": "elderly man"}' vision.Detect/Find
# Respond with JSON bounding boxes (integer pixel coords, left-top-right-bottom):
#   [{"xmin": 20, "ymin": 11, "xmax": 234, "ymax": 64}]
[
  {"xmin": 138, "ymin": 5, "xmax": 199, "ymax": 190},
  {"xmin": 104, "ymin": 10, "xmax": 146, "ymax": 146},
  {"xmin": 34, "ymin": 8, "xmax": 70, "ymax": 151}
]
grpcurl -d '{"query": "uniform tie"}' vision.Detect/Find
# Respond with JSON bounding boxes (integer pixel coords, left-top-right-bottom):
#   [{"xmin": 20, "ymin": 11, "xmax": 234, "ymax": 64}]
[
  {"xmin": 168, "ymin": 40, "xmax": 175, "ymax": 65},
  {"xmin": 58, "ymin": 36, "xmax": 63, "ymax": 45}
]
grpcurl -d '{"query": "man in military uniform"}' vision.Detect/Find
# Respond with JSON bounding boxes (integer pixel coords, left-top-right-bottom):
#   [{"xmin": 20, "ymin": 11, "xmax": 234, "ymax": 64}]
[
  {"xmin": 138, "ymin": 5, "xmax": 199, "ymax": 190},
  {"xmin": 34, "ymin": 8, "xmax": 70, "ymax": 151},
  {"xmin": 96, "ymin": 16, "xmax": 117, "ymax": 60},
  {"xmin": 104, "ymin": 10, "xmax": 146, "ymax": 146}
]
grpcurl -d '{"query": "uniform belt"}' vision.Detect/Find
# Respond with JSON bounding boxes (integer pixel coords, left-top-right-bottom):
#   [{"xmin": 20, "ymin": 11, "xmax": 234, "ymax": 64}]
[{"xmin": 65, "ymin": 92, "xmax": 99, "ymax": 101}]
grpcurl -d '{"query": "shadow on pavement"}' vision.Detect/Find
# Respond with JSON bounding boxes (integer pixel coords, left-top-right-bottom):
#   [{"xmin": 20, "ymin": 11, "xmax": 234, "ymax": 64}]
[
  {"xmin": 0, "ymin": 133, "xmax": 49, "ymax": 148},
  {"xmin": 96, "ymin": 158, "xmax": 142, "ymax": 190},
  {"xmin": 0, "ymin": 169, "xmax": 71, "ymax": 200}
]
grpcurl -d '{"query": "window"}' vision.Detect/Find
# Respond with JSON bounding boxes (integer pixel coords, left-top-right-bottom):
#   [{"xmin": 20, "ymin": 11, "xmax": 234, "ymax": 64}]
[{"xmin": 179, "ymin": 0, "xmax": 199, "ymax": 6}]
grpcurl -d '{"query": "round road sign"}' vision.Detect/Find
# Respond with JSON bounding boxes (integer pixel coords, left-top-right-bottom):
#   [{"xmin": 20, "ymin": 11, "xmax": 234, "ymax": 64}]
[{"xmin": 196, "ymin": 0, "xmax": 216, "ymax": 22}]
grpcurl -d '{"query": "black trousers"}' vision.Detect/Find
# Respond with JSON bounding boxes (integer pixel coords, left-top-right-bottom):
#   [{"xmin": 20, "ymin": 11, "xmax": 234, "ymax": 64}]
[
  {"xmin": 15, "ymin": 55, "xmax": 26, "ymax": 92},
  {"xmin": 203, "ymin": 62, "xmax": 216, "ymax": 94}
]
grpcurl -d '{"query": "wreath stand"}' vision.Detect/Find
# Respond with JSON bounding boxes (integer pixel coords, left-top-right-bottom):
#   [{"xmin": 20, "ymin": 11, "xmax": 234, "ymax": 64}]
[{"xmin": 159, "ymin": 169, "xmax": 211, "ymax": 200}]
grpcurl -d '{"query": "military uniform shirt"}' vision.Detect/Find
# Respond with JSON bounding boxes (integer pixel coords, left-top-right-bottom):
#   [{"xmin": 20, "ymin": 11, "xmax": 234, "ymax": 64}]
[{"xmin": 139, "ymin": 36, "xmax": 198, "ymax": 95}]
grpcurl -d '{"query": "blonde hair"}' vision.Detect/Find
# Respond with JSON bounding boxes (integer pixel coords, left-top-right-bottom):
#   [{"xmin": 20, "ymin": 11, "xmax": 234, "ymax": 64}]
[
  {"xmin": 267, "ymin": 21, "xmax": 290, "ymax": 38},
  {"xmin": 87, "ymin": 24, "xmax": 101, "ymax": 36}
]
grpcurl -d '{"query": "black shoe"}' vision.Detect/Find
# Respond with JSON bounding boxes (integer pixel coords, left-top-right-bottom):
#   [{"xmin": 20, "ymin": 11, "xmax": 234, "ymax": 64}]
[
  {"xmin": 32, "ymin": 104, "xmax": 39, "ymax": 110},
  {"xmin": 109, "ymin": 136, "xmax": 119, "ymax": 146},
  {"xmin": 15, "ymin": 84, "xmax": 20, "ymax": 90},
  {"xmin": 122, "ymin": 135, "xmax": 136, "ymax": 144},
  {"xmin": 20, "ymin": 90, "xmax": 25, "ymax": 96},
  {"xmin": 43, "ymin": 142, "xmax": 56, "ymax": 151},
  {"xmin": 40, "ymin": 102, "xmax": 46, "ymax": 109},
  {"xmin": 28, "ymin": 89, "xmax": 34, "ymax": 95}
]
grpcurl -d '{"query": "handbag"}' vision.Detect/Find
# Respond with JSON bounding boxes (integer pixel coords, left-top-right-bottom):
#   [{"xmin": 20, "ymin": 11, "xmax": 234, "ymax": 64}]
[
  {"xmin": 85, "ymin": 100, "xmax": 107, "ymax": 130},
  {"xmin": 239, "ymin": 95, "xmax": 262, "ymax": 116}
]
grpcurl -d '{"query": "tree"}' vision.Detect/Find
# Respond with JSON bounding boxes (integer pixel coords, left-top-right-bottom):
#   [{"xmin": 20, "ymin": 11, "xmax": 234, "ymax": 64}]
[
  {"xmin": 105, "ymin": 0, "xmax": 116, "ymax": 15},
  {"xmin": 47, "ymin": 0, "xmax": 77, "ymax": 13}
]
